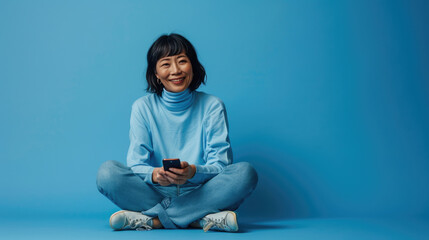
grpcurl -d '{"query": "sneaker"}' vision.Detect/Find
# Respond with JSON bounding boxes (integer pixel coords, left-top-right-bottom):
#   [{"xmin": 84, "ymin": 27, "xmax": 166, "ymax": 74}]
[
  {"xmin": 109, "ymin": 210, "xmax": 153, "ymax": 231},
  {"xmin": 200, "ymin": 211, "xmax": 238, "ymax": 232}
]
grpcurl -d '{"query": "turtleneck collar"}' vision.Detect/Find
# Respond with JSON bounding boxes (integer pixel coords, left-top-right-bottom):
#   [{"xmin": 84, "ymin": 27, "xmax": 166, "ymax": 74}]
[{"xmin": 160, "ymin": 88, "xmax": 195, "ymax": 111}]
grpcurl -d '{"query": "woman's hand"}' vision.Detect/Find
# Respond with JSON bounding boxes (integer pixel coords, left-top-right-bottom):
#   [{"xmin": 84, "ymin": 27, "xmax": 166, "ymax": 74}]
[
  {"xmin": 152, "ymin": 168, "xmax": 172, "ymax": 186},
  {"xmin": 164, "ymin": 161, "xmax": 196, "ymax": 185}
]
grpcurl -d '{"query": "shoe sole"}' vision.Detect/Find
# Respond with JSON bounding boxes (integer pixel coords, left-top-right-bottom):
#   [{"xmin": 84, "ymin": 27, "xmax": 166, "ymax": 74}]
[{"xmin": 109, "ymin": 210, "xmax": 127, "ymax": 230}]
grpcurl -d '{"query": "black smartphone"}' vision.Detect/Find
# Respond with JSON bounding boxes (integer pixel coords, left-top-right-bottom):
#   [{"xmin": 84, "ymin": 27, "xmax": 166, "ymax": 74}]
[{"xmin": 163, "ymin": 158, "xmax": 181, "ymax": 172}]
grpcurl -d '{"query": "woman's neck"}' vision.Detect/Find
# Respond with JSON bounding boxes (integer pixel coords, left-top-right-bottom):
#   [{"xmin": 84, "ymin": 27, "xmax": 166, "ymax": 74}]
[{"xmin": 160, "ymin": 88, "xmax": 195, "ymax": 111}]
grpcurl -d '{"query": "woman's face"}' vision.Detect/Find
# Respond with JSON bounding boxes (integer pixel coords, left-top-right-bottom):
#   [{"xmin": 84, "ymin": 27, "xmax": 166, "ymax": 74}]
[{"xmin": 155, "ymin": 52, "xmax": 193, "ymax": 93}]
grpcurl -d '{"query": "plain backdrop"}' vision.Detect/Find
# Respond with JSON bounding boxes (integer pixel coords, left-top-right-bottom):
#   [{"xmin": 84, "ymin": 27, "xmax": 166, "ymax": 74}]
[{"xmin": 1, "ymin": 0, "xmax": 428, "ymax": 221}]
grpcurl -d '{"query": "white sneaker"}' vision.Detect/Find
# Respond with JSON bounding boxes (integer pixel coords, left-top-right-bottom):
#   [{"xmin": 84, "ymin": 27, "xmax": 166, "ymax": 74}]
[
  {"xmin": 109, "ymin": 210, "xmax": 153, "ymax": 231},
  {"xmin": 200, "ymin": 211, "xmax": 238, "ymax": 232}
]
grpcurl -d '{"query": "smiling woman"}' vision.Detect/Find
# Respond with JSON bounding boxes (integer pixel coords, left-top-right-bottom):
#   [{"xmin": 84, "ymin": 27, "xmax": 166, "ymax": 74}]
[
  {"xmin": 145, "ymin": 34, "xmax": 206, "ymax": 96},
  {"xmin": 155, "ymin": 52, "xmax": 193, "ymax": 93},
  {"xmin": 96, "ymin": 33, "xmax": 258, "ymax": 232}
]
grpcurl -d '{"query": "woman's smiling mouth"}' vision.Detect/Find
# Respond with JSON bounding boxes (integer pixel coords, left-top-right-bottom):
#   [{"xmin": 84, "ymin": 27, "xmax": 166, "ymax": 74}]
[{"xmin": 169, "ymin": 77, "xmax": 185, "ymax": 84}]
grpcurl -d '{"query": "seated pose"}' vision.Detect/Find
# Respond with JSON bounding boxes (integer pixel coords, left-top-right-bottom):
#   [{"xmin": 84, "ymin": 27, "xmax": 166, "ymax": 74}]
[{"xmin": 96, "ymin": 33, "xmax": 258, "ymax": 232}]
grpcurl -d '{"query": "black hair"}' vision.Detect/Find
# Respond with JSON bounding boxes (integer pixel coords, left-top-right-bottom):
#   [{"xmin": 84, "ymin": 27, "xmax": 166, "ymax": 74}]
[{"xmin": 146, "ymin": 33, "xmax": 206, "ymax": 96}]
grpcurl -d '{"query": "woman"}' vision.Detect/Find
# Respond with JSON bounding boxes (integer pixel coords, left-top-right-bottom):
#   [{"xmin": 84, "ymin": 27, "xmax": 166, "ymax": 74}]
[{"xmin": 96, "ymin": 33, "xmax": 258, "ymax": 232}]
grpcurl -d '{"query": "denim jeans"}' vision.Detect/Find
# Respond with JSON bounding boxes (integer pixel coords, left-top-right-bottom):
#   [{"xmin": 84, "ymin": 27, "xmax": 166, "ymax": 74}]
[{"xmin": 96, "ymin": 160, "xmax": 258, "ymax": 228}]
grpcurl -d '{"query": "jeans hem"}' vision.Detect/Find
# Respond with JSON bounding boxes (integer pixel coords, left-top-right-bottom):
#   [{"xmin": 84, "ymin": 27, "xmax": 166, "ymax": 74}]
[{"xmin": 142, "ymin": 203, "xmax": 177, "ymax": 229}]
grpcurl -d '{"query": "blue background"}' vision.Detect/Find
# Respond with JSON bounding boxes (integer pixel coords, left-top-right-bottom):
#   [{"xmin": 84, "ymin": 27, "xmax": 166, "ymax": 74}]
[{"xmin": 1, "ymin": 0, "xmax": 428, "ymax": 221}]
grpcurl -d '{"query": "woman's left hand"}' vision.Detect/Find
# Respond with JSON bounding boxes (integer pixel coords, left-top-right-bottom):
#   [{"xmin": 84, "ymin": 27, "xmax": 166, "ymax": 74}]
[{"xmin": 164, "ymin": 161, "xmax": 196, "ymax": 185}]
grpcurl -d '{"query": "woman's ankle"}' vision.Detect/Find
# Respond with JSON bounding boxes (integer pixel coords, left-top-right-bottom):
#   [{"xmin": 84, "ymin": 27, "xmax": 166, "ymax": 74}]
[
  {"xmin": 189, "ymin": 220, "xmax": 202, "ymax": 228},
  {"xmin": 152, "ymin": 217, "xmax": 163, "ymax": 229}
]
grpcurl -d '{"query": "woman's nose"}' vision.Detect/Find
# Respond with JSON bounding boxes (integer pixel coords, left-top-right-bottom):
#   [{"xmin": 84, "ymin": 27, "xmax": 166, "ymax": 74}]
[{"xmin": 170, "ymin": 62, "xmax": 182, "ymax": 74}]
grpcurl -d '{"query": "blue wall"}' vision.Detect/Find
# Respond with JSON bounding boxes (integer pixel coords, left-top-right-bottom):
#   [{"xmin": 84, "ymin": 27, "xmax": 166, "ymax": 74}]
[{"xmin": 1, "ymin": 0, "xmax": 428, "ymax": 220}]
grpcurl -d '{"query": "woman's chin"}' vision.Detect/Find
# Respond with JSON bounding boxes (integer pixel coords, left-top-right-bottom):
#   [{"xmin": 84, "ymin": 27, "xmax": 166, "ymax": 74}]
[{"xmin": 165, "ymin": 84, "xmax": 189, "ymax": 93}]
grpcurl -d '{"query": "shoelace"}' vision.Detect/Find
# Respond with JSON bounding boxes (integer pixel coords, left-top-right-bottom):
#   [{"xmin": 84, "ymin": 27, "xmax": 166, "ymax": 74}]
[
  {"xmin": 202, "ymin": 217, "xmax": 227, "ymax": 232},
  {"xmin": 128, "ymin": 218, "xmax": 153, "ymax": 231}
]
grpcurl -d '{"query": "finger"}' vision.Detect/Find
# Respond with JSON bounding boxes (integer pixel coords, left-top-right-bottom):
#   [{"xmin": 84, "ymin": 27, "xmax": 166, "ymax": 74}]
[
  {"xmin": 180, "ymin": 161, "xmax": 189, "ymax": 168},
  {"xmin": 160, "ymin": 175, "xmax": 172, "ymax": 184},
  {"xmin": 166, "ymin": 170, "xmax": 187, "ymax": 179},
  {"xmin": 157, "ymin": 172, "xmax": 167, "ymax": 179},
  {"xmin": 169, "ymin": 167, "xmax": 186, "ymax": 175},
  {"xmin": 158, "ymin": 172, "xmax": 171, "ymax": 182},
  {"xmin": 165, "ymin": 170, "xmax": 187, "ymax": 180},
  {"xmin": 164, "ymin": 170, "xmax": 178, "ymax": 178},
  {"xmin": 166, "ymin": 176, "xmax": 176, "ymax": 184},
  {"xmin": 156, "ymin": 174, "xmax": 168, "ymax": 184},
  {"xmin": 159, "ymin": 181, "xmax": 170, "ymax": 186},
  {"xmin": 169, "ymin": 175, "xmax": 186, "ymax": 184},
  {"xmin": 180, "ymin": 166, "xmax": 192, "ymax": 177}
]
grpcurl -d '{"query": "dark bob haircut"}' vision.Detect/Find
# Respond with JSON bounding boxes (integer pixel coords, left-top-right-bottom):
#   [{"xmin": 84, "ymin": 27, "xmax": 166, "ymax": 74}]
[{"xmin": 146, "ymin": 33, "xmax": 206, "ymax": 96}]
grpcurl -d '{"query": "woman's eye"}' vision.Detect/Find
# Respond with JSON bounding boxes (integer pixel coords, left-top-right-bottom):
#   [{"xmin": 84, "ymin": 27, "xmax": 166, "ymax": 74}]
[
  {"xmin": 179, "ymin": 60, "xmax": 187, "ymax": 64},
  {"xmin": 161, "ymin": 63, "xmax": 169, "ymax": 67}
]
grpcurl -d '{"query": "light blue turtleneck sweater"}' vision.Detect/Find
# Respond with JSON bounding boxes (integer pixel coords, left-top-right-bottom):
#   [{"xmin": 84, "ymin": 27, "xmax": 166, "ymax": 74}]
[{"xmin": 127, "ymin": 88, "xmax": 233, "ymax": 185}]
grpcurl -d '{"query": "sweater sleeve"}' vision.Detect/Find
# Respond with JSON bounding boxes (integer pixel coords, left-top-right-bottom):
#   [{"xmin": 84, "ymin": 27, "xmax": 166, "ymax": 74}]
[
  {"xmin": 188, "ymin": 100, "xmax": 233, "ymax": 184},
  {"xmin": 126, "ymin": 102, "xmax": 155, "ymax": 184}
]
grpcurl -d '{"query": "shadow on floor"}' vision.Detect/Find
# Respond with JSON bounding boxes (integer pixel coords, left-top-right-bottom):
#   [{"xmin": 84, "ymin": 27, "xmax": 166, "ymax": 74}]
[{"xmin": 238, "ymin": 222, "xmax": 297, "ymax": 233}]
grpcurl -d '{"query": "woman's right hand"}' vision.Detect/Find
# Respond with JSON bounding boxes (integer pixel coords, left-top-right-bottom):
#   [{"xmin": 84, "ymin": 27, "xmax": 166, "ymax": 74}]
[{"xmin": 152, "ymin": 167, "xmax": 171, "ymax": 186}]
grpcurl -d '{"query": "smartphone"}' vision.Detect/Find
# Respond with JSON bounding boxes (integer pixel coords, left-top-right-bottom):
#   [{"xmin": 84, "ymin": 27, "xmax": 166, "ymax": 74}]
[{"xmin": 163, "ymin": 158, "xmax": 181, "ymax": 172}]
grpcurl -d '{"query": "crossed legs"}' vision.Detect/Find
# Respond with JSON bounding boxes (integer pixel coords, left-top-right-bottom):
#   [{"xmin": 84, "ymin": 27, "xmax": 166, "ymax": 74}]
[{"xmin": 96, "ymin": 160, "xmax": 258, "ymax": 229}]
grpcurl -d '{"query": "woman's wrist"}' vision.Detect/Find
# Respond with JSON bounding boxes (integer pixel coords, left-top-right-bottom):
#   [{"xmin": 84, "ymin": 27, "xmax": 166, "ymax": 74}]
[
  {"xmin": 152, "ymin": 167, "xmax": 159, "ymax": 183},
  {"xmin": 189, "ymin": 164, "xmax": 197, "ymax": 179}
]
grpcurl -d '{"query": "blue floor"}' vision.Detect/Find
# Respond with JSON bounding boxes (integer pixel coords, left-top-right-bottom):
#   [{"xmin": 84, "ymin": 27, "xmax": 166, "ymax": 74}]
[{"xmin": 2, "ymin": 216, "xmax": 428, "ymax": 240}]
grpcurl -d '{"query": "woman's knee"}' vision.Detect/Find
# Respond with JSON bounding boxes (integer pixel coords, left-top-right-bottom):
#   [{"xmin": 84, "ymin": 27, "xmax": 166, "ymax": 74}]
[
  {"xmin": 231, "ymin": 162, "xmax": 258, "ymax": 190},
  {"xmin": 96, "ymin": 160, "xmax": 125, "ymax": 193}
]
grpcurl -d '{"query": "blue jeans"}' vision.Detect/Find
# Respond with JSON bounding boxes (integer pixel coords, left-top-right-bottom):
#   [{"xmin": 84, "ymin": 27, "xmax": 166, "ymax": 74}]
[{"xmin": 96, "ymin": 160, "xmax": 258, "ymax": 229}]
